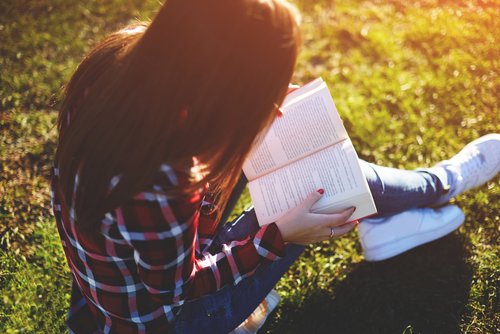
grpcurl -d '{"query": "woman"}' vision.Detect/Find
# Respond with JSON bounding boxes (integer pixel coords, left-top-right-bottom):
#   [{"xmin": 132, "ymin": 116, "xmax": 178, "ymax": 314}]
[{"xmin": 52, "ymin": 0, "xmax": 499, "ymax": 332}]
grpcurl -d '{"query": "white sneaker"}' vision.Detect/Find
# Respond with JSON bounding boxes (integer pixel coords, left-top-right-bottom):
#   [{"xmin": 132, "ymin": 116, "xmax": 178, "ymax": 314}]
[
  {"xmin": 435, "ymin": 133, "xmax": 500, "ymax": 205},
  {"xmin": 358, "ymin": 206, "xmax": 465, "ymax": 262},
  {"xmin": 230, "ymin": 289, "xmax": 281, "ymax": 334}
]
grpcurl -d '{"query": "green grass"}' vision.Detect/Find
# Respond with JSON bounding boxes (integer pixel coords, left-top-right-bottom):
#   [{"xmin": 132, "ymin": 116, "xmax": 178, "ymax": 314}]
[{"xmin": 1, "ymin": 0, "xmax": 498, "ymax": 333}]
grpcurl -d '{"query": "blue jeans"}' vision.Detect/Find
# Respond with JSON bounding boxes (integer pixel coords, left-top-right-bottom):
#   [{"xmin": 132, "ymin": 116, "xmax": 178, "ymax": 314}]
[{"xmin": 172, "ymin": 160, "xmax": 450, "ymax": 333}]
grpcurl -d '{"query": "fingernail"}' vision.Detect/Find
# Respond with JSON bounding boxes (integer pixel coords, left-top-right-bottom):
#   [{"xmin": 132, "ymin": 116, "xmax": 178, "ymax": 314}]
[
  {"xmin": 275, "ymin": 104, "xmax": 284, "ymax": 117},
  {"xmin": 353, "ymin": 220, "xmax": 360, "ymax": 225},
  {"xmin": 317, "ymin": 188, "xmax": 324, "ymax": 195}
]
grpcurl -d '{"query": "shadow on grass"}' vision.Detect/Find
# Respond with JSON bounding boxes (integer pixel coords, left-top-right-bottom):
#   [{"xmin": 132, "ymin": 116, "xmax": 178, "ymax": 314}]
[{"xmin": 265, "ymin": 234, "xmax": 473, "ymax": 334}]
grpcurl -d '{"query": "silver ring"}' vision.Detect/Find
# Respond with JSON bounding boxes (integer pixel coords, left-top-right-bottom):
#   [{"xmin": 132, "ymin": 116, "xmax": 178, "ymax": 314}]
[{"xmin": 329, "ymin": 227, "xmax": 335, "ymax": 238}]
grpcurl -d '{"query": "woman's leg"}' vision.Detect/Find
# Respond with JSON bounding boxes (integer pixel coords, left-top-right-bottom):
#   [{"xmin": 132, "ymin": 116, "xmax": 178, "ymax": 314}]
[
  {"xmin": 362, "ymin": 133, "xmax": 500, "ymax": 216},
  {"xmin": 360, "ymin": 160, "xmax": 450, "ymax": 217},
  {"xmin": 358, "ymin": 134, "xmax": 500, "ymax": 260},
  {"xmin": 222, "ymin": 161, "xmax": 451, "ymax": 223},
  {"xmin": 174, "ymin": 207, "xmax": 305, "ymax": 333},
  {"xmin": 224, "ymin": 161, "xmax": 452, "ymax": 222}
]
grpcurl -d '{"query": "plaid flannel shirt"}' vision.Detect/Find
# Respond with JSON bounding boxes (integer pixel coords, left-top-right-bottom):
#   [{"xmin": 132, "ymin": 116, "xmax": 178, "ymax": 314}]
[{"xmin": 51, "ymin": 163, "xmax": 286, "ymax": 333}]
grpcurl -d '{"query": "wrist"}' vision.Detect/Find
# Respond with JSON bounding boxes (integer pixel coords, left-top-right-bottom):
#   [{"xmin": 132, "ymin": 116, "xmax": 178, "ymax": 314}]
[{"xmin": 274, "ymin": 219, "xmax": 290, "ymax": 243}]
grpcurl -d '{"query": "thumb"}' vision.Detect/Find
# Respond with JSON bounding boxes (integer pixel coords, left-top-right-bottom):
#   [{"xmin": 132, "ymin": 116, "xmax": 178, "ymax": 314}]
[{"xmin": 301, "ymin": 189, "xmax": 324, "ymax": 211}]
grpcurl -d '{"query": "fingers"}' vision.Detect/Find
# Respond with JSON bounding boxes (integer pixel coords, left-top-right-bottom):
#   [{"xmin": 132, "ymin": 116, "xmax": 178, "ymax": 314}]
[
  {"xmin": 328, "ymin": 221, "xmax": 357, "ymax": 238},
  {"xmin": 278, "ymin": 189, "xmax": 357, "ymax": 245},
  {"xmin": 332, "ymin": 206, "xmax": 356, "ymax": 225},
  {"xmin": 296, "ymin": 220, "xmax": 357, "ymax": 245},
  {"xmin": 312, "ymin": 206, "xmax": 356, "ymax": 228},
  {"xmin": 301, "ymin": 189, "xmax": 325, "ymax": 210},
  {"xmin": 316, "ymin": 221, "xmax": 357, "ymax": 242}
]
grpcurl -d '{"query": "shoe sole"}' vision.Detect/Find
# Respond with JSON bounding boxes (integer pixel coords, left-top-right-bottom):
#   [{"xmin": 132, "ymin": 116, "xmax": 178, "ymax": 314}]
[{"xmin": 363, "ymin": 210, "xmax": 465, "ymax": 262}]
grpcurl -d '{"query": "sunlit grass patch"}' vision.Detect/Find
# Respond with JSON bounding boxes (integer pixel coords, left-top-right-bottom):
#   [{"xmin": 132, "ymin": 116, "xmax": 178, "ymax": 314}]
[{"xmin": 0, "ymin": 221, "xmax": 70, "ymax": 333}]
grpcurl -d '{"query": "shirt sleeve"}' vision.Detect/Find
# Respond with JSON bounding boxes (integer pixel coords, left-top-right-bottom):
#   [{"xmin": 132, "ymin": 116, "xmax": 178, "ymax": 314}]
[{"xmin": 114, "ymin": 188, "xmax": 286, "ymax": 303}]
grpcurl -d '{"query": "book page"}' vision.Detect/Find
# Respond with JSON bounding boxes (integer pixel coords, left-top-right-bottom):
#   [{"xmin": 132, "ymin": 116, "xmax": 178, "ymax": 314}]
[
  {"xmin": 248, "ymin": 139, "xmax": 376, "ymax": 225},
  {"xmin": 243, "ymin": 79, "xmax": 349, "ymax": 181}
]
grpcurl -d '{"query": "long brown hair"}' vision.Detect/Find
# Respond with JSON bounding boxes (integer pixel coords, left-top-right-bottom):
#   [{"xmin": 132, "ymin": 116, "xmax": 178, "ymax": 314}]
[{"xmin": 55, "ymin": 0, "xmax": 301, "ymax": 232}]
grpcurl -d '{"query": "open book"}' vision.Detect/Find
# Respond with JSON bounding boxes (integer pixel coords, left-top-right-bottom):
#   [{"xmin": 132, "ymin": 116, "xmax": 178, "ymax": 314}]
[{"xmin": 243, "ymin": 78, "xmax": 377, "ymax": 226}]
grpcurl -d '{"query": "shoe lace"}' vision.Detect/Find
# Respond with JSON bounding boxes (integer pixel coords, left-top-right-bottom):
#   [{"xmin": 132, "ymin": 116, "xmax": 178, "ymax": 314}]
[{"xmin": 453, "ymin": 146, "xmax": 485, "ymax": 179}]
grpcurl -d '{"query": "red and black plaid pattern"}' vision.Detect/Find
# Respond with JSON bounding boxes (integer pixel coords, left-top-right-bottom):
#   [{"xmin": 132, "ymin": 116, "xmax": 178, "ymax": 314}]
[{"xmin": 51, "ymin": 162, "xmax": 286, "ymax": 333}]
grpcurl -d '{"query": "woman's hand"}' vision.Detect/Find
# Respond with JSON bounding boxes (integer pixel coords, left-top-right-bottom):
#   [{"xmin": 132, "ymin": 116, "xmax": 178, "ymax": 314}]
[{"xmin": 275, "ymin": 189, "xmax": 357, "ymax": 245}]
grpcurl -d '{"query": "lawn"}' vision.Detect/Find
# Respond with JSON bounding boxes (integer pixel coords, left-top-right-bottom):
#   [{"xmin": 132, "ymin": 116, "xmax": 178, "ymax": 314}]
[{"xmin": 0, "ymin": 0, "xmax": 498, "ymax": 333}]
